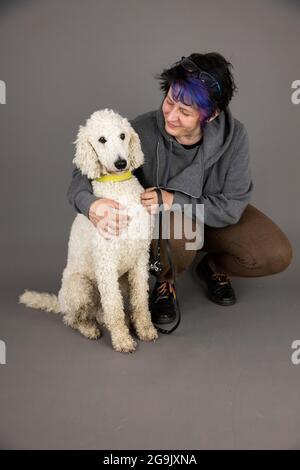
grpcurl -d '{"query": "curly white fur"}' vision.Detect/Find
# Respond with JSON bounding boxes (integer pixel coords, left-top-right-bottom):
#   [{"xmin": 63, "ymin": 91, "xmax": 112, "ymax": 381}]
[{"xmin": 19, "ymin": 109, "xmax": 158, "ymax": 353}]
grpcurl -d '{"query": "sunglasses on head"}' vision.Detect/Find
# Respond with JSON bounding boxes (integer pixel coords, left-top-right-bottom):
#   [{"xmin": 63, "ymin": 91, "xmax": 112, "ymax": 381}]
[{"xmin": 172, "ymin": 56, "xmax": 221, "ymax": 95}]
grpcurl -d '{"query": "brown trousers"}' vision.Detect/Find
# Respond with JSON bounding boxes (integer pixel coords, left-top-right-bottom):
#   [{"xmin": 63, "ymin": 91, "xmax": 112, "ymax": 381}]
[{"xmin": 150, "ymin": 204, "xmax": 293, "ymax": 282}]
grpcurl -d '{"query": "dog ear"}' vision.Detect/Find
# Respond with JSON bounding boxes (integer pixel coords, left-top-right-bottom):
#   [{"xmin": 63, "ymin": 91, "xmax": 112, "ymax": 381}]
[
  {"xmin": 128, "ymin": 127, "xmax": 144, "ymax": 170},
  {"xmin": 73, "ymin": 125, "xmax": 103, "ymax": 179}
]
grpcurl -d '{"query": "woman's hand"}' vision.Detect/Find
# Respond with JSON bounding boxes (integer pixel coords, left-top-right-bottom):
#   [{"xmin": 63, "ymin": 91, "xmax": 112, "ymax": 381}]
[
  {"xmin": 88, "ymin": 199, "xmax": 131, "ymax": 239},
  {"xmin": 140, "ymin": 187, "xmax": 174, "ymax": 214}
]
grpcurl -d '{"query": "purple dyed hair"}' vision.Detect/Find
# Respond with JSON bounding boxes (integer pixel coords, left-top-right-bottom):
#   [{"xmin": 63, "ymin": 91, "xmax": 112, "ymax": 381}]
[
  {"xmin": 155, "ymin": 52, "xmax": 238, "ymax": 126},
  {"xmin": 170, "ymin": 78, "xmax": 216, "ymax": 126}
]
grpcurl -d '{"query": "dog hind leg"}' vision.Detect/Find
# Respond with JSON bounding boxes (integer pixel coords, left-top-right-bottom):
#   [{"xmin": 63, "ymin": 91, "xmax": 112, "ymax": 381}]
[{"xmin": 59, "ymin": 273, "xmax": 101, "ymax": 340}]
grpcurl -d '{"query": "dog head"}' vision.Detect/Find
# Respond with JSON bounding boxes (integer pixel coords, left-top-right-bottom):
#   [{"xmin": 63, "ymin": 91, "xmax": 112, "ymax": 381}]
[{"xmin": 73, "ymin": 109, "xmax": 144, "ymax": 179}]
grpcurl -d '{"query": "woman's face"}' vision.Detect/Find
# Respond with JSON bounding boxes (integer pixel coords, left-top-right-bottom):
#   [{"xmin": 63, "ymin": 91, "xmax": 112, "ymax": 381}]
[{"xmin": 162, "ymin": 87, "xmax": 202, "ymax": 140}]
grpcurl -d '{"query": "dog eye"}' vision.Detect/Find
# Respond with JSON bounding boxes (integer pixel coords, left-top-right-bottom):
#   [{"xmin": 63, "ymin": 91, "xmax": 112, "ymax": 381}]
[
  {"xmin": 98, "ymin": 136, "xmax": 107, "ymax": 144},
  {"xmin": 120, "ymin": 133, "xmax": 125, "ymax": 140}
]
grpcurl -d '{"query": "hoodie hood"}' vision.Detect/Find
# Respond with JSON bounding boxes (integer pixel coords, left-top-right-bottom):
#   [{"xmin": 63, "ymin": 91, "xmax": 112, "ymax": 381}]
[{"xmin": 154, "ymin": 99, "xmax": 236, "ymax": 198}]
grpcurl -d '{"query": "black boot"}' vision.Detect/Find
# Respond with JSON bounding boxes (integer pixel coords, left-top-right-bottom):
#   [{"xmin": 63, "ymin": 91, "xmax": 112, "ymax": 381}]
[
  {"xmin": 149, "ymin": 280, "xmax": 177, "ymax": 324},
  {"xmin": 196, "ymin": 254, "xmax": 236, "ymax": 306}
]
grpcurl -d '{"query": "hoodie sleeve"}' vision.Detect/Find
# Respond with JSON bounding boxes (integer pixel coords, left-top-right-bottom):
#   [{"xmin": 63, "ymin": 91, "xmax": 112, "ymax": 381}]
[
  {"xmin": 173, "ymin": 125, "xmax": 254, "ymax": 228},
  {"xmin": 66, "ymin": 167, "xmax": 99, "ymax": 217}
]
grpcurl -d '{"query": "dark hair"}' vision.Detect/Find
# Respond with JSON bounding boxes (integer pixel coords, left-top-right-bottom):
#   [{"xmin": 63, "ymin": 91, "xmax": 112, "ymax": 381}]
[{"xmin": 154, "ymin": 52, "xmax": 238, "ymax": 122}]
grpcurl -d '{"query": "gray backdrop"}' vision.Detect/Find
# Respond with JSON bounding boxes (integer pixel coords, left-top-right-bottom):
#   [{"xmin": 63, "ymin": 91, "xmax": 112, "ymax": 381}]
[{"xmin": 0, "ymin": 0, "xmax": 300, "ymax": 450}]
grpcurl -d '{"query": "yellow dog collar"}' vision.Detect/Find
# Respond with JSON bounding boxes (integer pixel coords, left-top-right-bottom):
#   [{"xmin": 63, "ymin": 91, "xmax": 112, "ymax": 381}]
[{"xmin": 94, "ymin": 171, "xmax": 133, "ymax": 183}]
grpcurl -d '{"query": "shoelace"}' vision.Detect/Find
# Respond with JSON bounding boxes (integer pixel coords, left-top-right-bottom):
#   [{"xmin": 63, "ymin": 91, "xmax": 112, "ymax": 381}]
[
  {"xmin": 155, "ymin": 281, "xmax": 177, "ymax": 302},
  {"xmin": 211, "ymin": 273, "xmax": 232, "ymax": 294},
  {"xmin": 211, "ymin": 273, "xmax": 231, "ymax": 285}
]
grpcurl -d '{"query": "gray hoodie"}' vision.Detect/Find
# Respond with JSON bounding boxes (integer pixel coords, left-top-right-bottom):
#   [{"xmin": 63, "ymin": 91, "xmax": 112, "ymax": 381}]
[{"xmin": 67, "ymin": 101, "xmax": 253, "ymax": 227}]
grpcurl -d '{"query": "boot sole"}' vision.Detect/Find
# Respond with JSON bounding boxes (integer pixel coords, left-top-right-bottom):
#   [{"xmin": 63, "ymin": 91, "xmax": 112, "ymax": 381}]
[{"xmin": 151, "ymin": 315, "xmax": 176, "ymax": 325}]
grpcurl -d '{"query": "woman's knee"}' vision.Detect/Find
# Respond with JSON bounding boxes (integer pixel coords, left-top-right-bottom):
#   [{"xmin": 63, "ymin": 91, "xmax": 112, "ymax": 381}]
[
  {"xmin": 226, "ymin": 205, "xmax": 293, "ymax": 276},
  {"xmin": 265, "ymin": 236, "xmax": 293, "ymax": 274},
  {"xmin": 243, "ymin": 235, "xmax": 293, "ymax": 276}
]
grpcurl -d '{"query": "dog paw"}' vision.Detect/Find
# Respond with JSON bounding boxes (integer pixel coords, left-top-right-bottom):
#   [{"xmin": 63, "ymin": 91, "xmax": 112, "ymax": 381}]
[
  {"xmin": 112, "ymin": 334, "xmax": 137, "ymax": 353},
  {"xmin": 77, "ymin": 321, "xmax": 102, "ymax": 340},
  {"xmin": 137, "ymin": 324, "xmax": 159, "ymax": 342}
]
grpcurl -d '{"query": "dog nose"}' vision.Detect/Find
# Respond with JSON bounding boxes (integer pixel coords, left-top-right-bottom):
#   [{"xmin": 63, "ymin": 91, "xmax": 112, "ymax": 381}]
[{"xmin": 114, "ymin": 157, "xmax": 127, "ymax": 170}]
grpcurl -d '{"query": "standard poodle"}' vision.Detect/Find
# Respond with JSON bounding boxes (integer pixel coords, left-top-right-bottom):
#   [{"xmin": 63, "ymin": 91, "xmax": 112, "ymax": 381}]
[{"xmin": 19, "ymin": 109, "xmax": 158, "ymax": 353}]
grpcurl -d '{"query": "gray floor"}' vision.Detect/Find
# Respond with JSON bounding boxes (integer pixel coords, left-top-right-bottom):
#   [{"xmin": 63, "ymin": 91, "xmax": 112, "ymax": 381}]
[{"xmin": 1, "ymin": 237, "xmax": 299, "ymax": 450}]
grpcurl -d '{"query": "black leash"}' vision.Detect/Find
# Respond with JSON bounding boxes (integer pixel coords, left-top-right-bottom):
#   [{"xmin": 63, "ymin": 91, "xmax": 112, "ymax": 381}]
[{"xmin": 149, "ymin": 188, "xmax": 181, "ymax": 334}]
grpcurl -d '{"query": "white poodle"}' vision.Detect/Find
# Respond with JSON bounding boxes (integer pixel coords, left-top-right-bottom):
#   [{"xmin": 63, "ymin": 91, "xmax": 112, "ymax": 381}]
[{"xmin": 19, "ymin": 109, "xmax": 158, "ymax": 353}]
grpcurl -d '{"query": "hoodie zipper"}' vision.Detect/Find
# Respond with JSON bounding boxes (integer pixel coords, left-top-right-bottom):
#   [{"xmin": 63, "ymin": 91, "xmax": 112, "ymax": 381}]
[
  {"xmin": 156, "ymin": 140, "xmax": 160, "ymax": 188},
  {"xmin": 156, "ymin": 138, "xmax": 202, "ymax": 198}
]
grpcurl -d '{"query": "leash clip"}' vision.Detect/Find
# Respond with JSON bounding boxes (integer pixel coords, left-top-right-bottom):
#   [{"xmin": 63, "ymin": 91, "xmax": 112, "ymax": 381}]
[{"xmin": 149, "ymin": 259, "xmax": 163, "ymax": 274}]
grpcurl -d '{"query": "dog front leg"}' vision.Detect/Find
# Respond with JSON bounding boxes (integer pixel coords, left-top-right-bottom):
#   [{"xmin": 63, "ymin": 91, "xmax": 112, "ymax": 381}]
[
  {"xmin": 95, "ymin": 264, "xmax": 137, "ymax": 353},
  {"xmin": 128, "ymin": 254, "xmax": 158, "ymax": 342}
]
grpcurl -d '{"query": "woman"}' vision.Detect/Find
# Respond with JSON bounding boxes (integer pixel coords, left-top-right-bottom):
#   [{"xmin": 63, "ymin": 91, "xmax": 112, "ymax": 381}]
[{"xmin": 67, "ymin": 52, "xmax": 293, "ymax": 325}]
